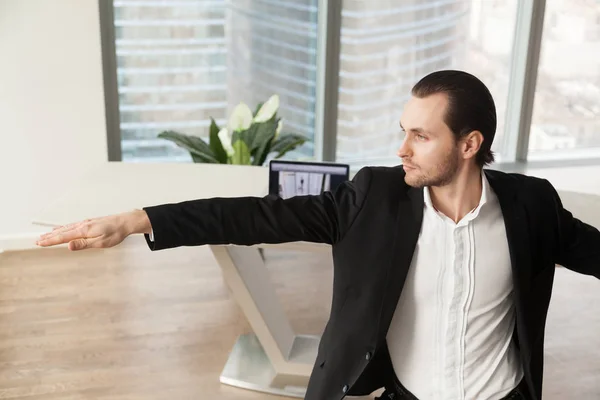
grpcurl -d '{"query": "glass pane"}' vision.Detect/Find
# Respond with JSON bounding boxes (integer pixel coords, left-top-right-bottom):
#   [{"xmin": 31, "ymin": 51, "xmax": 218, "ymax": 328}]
[
  {"xmin": 113, "ymin": 1, "xmax": 226, "ymax": 162},
  {"xmin": 227, "ymin": 0, "xmax": 319, "ymax": 160},
  {"xmin": 527, "ymin": 0, "xmax": 600, "ymax": 156},
  {"xmin": 114, "ymin": 0, "xmax": 318, "ymax": 163},
  {"xmin": 335, "ymin": 0, "xmax": 518, "ymax": 165}
]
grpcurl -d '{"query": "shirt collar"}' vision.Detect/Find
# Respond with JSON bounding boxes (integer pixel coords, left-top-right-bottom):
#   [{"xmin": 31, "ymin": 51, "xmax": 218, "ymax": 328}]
[{"xmin": 423, "ymin": 171, "xmax": 490, "ymax": 219}]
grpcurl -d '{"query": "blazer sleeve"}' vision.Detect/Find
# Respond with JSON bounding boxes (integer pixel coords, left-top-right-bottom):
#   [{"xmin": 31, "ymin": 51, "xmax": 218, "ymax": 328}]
[
  {"xmin": 547, "ymin": 180, "xmax": 600, "ymax": 279},
  {"xmin": 141, "ymin": 166, "xmax": 372, "ymax": 251}
]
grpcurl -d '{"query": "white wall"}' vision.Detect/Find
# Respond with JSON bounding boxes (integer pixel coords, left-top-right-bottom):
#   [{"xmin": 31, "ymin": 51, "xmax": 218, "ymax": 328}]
[
  {"xmin": 0, "ymin": 0, "xmax": 108, "ymax": 250},
  {"xmin": 0, "ymin": 0, "xmax": 599, "ymax": 253}
]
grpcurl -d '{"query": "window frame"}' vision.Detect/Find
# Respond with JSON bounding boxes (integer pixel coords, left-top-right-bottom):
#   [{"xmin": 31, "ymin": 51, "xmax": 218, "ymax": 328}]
[{"xmin": 99, "ymin": 0, "xmax": 122, "ymax": 162}]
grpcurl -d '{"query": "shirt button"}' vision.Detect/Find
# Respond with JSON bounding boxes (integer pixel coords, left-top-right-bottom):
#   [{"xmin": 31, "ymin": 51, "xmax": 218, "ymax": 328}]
[
  {"xmin": 342, "ymin": 384, "xmax": 349, "ymax": 393},
  {"xmin": 365, "ymin": 351, "xmax": 372, "ymax": 361}
]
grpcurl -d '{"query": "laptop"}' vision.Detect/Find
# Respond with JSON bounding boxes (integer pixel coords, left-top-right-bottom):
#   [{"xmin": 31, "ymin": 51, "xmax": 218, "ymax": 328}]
[{"xmin": 268, "ymin": 160, "xmax": 350, "ymax": 199}]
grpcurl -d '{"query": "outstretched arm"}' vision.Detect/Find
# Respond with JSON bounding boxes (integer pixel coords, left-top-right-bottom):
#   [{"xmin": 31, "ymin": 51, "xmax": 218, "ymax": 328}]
[
  {"xmin": 548, "ymin": 181, "xmax": 600, "ymax": 279},
  {"xmin": 143, "ymin": 167, "xmax": 372, "ymax": 251},
  {"xmin": 36, "ymin": 167, "xmax": 372, "ymax": 251}
]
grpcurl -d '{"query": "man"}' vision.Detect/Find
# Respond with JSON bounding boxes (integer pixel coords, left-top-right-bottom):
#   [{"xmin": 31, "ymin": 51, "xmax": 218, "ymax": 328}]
[{"xmin": 36, "ymin": 70, "xmax": 600, "ymax": 400}]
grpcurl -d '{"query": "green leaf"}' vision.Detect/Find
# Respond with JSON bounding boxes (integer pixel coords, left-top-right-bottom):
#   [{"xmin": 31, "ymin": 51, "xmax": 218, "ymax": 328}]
[
  {"xmin": 229, "ymin": 121, "xmax": 274, "ymax": 165},
  {"xmin": 249, "ymin": 119, "xmax": 277, "ymax": 152},
  {"xmin": 158, "ymin": 130, "xmax": 218, "ymax": 163},
  {"xmin": 231, "ymin": 139, "xmax": 251, "ymax": 165},
  {"xmin": 191, "ymin": 153, "xmax": 213, "ymax": 163},
  {"xmin": 270, "ymin": 133, "xmax": 308, "ymax": 158},
  {"xmin": 252, "ymin": 119, "xmax": 279, "ymax": 165},
  {"xmin": 232, "ymin": 127, "xmax": 254, "ymax": 150},
  {"xmin": 254, "ymin": 137, "xmax": 275, "ymax": 165},
  {"xmin": 208, "ymin": 118, "xmax": 227, "ymax": 163}
]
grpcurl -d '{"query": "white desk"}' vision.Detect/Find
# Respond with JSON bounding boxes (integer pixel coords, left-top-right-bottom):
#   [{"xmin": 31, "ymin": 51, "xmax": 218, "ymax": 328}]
[
  {"xmin": 32, "ymin": 161, "xmax": 329, "ymax": 398},
  {"xmin": 32, "ymin": 162, "xmax": 600, "ymax": 398}
]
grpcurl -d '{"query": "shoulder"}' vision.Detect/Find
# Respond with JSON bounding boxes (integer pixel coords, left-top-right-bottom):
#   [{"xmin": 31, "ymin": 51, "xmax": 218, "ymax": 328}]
[
  {"xmin": 484, "ymin": 168, "xmax": 559, "ymax": 204},
  {"xmin": 351, "ymin": 165, "xmax": 408, "ymax": 192},
  {"xmin": 351, "ymin": 165, "xmax": 406, "ymax": 183}
]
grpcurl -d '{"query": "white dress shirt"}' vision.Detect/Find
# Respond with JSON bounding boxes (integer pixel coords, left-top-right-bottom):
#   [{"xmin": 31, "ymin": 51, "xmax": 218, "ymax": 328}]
[{"xmin": 386, "ymin": 173, "xmax": 523, "ymax": 400}]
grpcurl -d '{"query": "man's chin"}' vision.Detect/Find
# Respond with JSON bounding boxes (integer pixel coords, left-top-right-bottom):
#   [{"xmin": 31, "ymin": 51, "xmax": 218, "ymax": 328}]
[{"xmin": 404, "ymin": 175, "xmax": 425, "ymax": 188}]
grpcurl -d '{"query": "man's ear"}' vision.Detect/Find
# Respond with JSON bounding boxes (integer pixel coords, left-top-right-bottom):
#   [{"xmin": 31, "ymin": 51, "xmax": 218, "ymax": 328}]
[{"xmin": 461, "ymin": 130, "xmax": 484, "ymax": 161}]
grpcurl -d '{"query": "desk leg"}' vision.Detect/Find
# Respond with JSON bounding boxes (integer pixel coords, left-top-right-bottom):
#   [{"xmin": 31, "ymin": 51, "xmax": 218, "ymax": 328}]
[{"xmin": 210, "ymin": 245, "xmax": 321, "ymax": 398}]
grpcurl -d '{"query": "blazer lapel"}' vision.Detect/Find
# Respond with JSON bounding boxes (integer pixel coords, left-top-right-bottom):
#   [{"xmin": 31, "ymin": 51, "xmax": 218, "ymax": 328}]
[
  {"xmin": 485, "ymin": 170, "xmax": 534, "ymax": 363},
  {"xmin": 485, "ymin": 169, "xmax": 533, "ymax": 285},
  {"xmin": 377, "ymin": 185, "xmax": 424, "ymax": 340}
]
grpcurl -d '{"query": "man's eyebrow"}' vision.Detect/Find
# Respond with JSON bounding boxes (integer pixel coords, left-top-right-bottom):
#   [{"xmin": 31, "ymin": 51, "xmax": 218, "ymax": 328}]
[{"xmin": 399, "ymin": 122, "xmax": 429, "ymax": 134}]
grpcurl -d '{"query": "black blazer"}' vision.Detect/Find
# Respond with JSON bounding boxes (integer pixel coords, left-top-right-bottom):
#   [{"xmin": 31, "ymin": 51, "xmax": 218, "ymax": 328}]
[{"xmin": 142, "ymin": 166, "xmax": 600, "ymax": 400}]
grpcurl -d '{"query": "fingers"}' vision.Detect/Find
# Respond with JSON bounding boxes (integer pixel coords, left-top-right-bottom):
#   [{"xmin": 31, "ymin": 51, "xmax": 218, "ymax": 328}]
[
  {"xmin": 35, "ymin": 217, "xmax": 118, "ymax": 250},
  {"xmin": 38, "ymin": 225, "xmax": 75, "ymax": 242},
  {"xmin": 68, "ymin": 238, "xmax": 87, "ymax": 251},
  {"xmin": 37, "ymin": 224, "xmax": 92, "ymax": 247},
  {"xmin": 69, "ymin": 236, "xmax": 105, "ymax": 251},
  {"xmin": 40, "ymin": 220, "xmax": 87, "ymax": 239}
]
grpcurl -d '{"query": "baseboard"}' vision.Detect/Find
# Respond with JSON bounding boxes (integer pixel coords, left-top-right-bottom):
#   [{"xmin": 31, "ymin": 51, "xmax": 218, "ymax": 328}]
[{"xmin": 0, "ymin": 232, "xmax": 47, "ymax": 253}]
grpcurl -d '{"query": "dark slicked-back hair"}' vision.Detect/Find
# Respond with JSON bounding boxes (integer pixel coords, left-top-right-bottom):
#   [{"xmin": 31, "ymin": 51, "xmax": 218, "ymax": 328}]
[{"xmin": 411, "ymin": 70, "xmax": 496, "ymax": 166}]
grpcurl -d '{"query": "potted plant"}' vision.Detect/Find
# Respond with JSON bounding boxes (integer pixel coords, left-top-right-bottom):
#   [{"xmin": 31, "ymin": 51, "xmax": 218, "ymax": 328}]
[{"xmin": 158, "ymin": 94, "xmax": 308, "ymax": 165}]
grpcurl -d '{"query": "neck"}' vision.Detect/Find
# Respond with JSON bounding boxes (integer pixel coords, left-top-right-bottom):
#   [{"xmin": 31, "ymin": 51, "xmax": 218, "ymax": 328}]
[{"xmin": 428, "ymin": 165, "xmax": 483, "ymax": 223}]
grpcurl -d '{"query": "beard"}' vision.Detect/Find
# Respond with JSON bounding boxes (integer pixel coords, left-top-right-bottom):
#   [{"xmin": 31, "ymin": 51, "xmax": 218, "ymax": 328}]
[{"xmin": 404, "ymin": 147, "xmax": 460, "ymax": 188}]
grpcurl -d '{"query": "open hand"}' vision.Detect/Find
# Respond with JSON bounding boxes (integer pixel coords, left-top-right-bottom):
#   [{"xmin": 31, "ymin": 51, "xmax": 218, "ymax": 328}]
[{"xmin": 35, "ymin": 210, "xmax": 150, "ymax": 251}]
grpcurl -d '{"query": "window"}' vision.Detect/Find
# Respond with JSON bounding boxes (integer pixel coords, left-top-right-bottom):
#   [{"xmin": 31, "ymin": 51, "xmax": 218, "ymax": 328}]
[
  {"xmin": 103, "ymin": 0, "xmax": 600, "ymax": 168},
  {"xmin": 528, "ymin": 0, "xmax": 600, "ymax": 158},
  {"xmin": 109, "ymin": 0, "xmax": 318, "ymax": 163},
  {"xmin": 335, "ymin": 0, "xmax": 519, "ymax": 165}
]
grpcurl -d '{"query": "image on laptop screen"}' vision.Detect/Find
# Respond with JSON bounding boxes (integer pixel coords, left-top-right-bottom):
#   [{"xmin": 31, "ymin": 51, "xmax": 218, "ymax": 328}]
[{"xmin": 268, "ymin": 160, "xmax": 350, "ymax": 199}]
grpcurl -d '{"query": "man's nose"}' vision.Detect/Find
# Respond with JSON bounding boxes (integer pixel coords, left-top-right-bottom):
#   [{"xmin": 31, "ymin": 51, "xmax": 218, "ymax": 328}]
[{"xmin": 397, "ymin": 136, "xmax": 411, "ymax": 158}]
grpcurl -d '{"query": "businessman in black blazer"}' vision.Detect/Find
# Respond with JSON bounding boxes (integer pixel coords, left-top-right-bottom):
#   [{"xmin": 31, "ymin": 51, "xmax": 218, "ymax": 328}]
[{"xmin": 37, "ymin": 70, "xmax": 600, "ymax": 400}]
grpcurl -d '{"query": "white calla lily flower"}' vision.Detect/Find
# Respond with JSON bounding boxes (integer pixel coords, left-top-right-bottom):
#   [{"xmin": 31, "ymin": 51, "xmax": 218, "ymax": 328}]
[
  {"xmin": 253, "ymin": 94, "xmax": 279, "ymax": 123},
  {"xmin": 227, "ymin": 103, "xmax": 253, "ymax": 132},
  {"xmin": 217, "ymin": 128, "xmax": 235, "ymax": 157}
]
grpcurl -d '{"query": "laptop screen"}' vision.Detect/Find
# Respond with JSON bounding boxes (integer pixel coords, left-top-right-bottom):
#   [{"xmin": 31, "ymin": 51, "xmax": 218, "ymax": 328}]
[{"xmin": 268, "ymin": 160, "xmax": 350, "ymax": 199}]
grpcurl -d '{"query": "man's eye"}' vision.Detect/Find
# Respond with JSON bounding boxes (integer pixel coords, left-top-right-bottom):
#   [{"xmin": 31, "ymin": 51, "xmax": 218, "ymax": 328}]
[{"xmin": 417, "ymin": 134, "xmax": 427, "ymax": 140}]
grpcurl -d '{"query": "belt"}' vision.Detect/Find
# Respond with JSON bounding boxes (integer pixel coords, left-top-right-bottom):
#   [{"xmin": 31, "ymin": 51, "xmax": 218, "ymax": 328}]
[{"xmin": 376, "ymin": 378, "xmax": 530, "ymax": 400}]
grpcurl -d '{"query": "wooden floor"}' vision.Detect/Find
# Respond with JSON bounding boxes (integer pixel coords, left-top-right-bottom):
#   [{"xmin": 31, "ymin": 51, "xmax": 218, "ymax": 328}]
[{"xmin": 0, "ymin": 238, "xmax": 598, "ymax": 399}]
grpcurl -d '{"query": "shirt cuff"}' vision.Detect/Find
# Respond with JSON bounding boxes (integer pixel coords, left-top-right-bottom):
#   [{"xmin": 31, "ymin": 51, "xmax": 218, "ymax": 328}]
[{"xmin": 149, "ymin": 229, "xmax": 154, "ymax": 242}]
